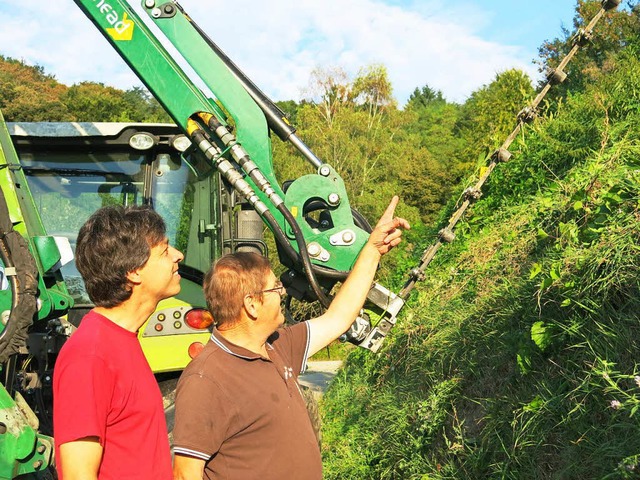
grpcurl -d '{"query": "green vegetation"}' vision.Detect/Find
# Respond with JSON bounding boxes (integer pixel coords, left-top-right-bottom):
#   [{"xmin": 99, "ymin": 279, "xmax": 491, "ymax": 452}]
[
  {"xmin": 0, "ymin": 55, "xmax": 170, "ymax": 122},
  {"xmin": 320, "ymin": 3, "xmax": 640, "ymax": 478}
]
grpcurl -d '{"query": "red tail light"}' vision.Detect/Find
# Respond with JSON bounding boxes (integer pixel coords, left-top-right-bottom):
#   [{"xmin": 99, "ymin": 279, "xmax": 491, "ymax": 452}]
[
  {"xmin": 188, "ymin": 342, "xmax": 205, "ymax": 359},
  {"xmin": 184, "ymin": 308, "xmax": 214, "ymax": 329}
]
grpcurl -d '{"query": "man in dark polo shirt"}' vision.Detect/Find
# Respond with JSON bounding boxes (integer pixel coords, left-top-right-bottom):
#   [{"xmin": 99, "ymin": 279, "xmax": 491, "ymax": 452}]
[{"xmin": 172, "ymin": 196, "xmax": 409, "ymax": 480}]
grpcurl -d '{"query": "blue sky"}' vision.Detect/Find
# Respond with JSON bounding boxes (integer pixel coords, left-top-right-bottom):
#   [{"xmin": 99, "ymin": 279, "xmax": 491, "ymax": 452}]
[
  {"xmin": 0, "ymin": 1, "xmax": 582, "ymax": 105},
  {"xmin": 471, "ymin": 1, "xmax": 577, "ymax": 51}
]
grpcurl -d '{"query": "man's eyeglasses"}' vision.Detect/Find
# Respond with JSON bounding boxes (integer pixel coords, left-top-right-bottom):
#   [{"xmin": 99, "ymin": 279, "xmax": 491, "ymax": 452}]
[{"xmin": 254, "ymin": 281, "xmax": 285, "ymax": 297}]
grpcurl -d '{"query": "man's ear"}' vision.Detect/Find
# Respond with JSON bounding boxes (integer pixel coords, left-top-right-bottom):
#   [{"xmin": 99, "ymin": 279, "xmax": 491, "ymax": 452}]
[
  {"xmin": 243, "ymin": 294, "xmax": 259, "ymax": 320},
  {"xmin": 126, "ymin": 269, "xmax": 143, "ymax": 286}
]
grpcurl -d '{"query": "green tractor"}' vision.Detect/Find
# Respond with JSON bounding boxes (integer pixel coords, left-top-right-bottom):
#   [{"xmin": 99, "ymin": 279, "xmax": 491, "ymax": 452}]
[{"xmin": 0, "ymin": 2, "xmax": 401, "ymax": 477}]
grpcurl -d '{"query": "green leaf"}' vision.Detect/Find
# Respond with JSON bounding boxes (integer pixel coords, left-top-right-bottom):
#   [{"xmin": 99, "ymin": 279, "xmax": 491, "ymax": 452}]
[
  {"xmin": 531, "ymin": 321, "xmax": 553, "ymax": 351},
  {"xmin": 550, "ymin": 263, "xmax": 561, "ymax": 280},
  {"xmin": 537, "ymin": 228, "xmax": 549, "ymax": 239},
  {"xmin": 517, "ymin": 352, "xmax": 532, "ymax": 374},
  {"xmin": 540, "ymin": 277, "xmax": 553, "ymax": 290},
  {"xmin": 523, "ymin": 395, "xmax": 544, "ymax": 412},
  {"xmin": 529, "ymin": 263, "xmax": 542, "ymax": 279}
]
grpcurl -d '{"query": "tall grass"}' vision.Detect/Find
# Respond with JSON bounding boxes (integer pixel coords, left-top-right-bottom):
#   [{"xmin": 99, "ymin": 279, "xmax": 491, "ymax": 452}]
[{"xmin": 321, "ymin": 55, "xmax": 640, "ymax": 480}]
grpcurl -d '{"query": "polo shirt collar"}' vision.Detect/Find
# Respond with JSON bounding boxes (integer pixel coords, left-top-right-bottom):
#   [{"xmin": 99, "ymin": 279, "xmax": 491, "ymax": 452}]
[{"xmin": 210, "ymin": 328, "xmax": 273, "ymax": 360}]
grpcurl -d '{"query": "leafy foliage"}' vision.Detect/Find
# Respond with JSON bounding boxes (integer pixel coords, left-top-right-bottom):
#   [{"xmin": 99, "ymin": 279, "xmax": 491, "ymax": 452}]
[
  {"xmin": 456, "ymin": 69, "xmax": 535, "ymax": 165},
  {"xmin": 538, "ymin": 0, "xmax": 640, "ymax": 100},
  {"xmin": 0, "ymin": 55, "xmax": 69, "ymax": 121},
  {"xmin": 404, "ymin": 86, "xmax": 466, "ymax": 221},
  {"xmin": 321, "ymin": 31, "xmax": 640, "ymax": 480},
  {"xmin": 0, "ymin": 56, "xmax": 169, "ymax": 122}
]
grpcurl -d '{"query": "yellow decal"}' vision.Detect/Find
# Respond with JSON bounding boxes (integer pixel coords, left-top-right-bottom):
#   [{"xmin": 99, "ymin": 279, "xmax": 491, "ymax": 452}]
[
  {"xmin": 291, "ymin": 206, "xmax": 298, "ymax": 217},
  {"xmin": 106, "ymin": 12, "xmax": 134, "ymax": 41}
]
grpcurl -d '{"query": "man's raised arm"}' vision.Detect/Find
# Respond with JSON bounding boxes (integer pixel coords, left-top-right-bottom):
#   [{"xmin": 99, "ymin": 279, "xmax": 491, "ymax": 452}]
[{"xmin": 307, "ymin": 196, "xmax": 410, "ymax": 356}]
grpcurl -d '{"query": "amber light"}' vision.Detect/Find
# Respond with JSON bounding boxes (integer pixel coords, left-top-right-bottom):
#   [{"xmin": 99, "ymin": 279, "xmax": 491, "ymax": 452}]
[
  {"xmin": 188, "ymin": 342, "xmax": 205, "ymax": 359},
  {"xmin": 184, "ymin": 308, "xmax": 214, "ymax": 329}
]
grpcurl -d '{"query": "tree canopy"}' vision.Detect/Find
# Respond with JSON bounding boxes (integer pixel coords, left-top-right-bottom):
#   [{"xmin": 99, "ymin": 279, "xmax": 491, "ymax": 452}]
[
  {"xmin": 538, "ymin": 0, "xmax": 640, "ymax": 98},
  {"xmin": 320, "ymin": 2, "xmax": 640, "ymax": 479},
  {"xmin": 0, "ymin": 56, "xmax": 169, "ymax": 123}
]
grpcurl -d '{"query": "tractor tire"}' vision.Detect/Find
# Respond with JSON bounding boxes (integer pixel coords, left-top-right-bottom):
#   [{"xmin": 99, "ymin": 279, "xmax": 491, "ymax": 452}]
[{"xmin": 0, "ymin": 191, "xmax": 38, "ymax": 364}]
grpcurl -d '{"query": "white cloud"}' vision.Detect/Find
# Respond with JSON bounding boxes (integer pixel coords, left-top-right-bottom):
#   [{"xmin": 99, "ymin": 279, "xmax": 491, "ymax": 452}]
[
  {"xmin": 0, "ymin": 0, "xmax": 540, "ymax": 105},
  {"xmin": 174, "ymin": 0, "xmax": 538, "ymax": 104},
  {"xmin": 0, "ymin": 0, "xmax": 139, "ymax": 86}
]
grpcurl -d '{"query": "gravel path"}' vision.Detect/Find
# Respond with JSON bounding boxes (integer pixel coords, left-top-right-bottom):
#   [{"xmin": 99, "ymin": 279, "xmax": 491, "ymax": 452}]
[{"xmin": 299, "ymin": 360, "xmax": 343, "ymax": 394}]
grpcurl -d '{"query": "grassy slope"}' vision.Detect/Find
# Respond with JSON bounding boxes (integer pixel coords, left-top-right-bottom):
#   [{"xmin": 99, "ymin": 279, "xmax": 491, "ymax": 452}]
[{"xmin": 321, "ymin": 54, "xmax": 640, "ymax": 480}]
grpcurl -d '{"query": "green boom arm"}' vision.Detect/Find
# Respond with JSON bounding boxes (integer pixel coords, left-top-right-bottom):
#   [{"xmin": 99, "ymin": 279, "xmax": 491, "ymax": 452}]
[{"xmin": 73, "ymin": 0, "xmax": 369, "ymax": 281}]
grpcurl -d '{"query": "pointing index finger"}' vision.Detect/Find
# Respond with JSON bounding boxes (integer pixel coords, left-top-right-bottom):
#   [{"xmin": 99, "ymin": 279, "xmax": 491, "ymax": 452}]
[{"xmin": 377, "ymin": 195, "xmax": 400, "ymax": 226}]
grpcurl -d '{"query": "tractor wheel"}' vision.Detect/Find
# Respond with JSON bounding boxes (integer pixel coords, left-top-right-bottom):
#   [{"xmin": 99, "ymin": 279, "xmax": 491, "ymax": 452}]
[{"xmin": 0, "ymin": 191, "xmax": 38, "ymax": 364}]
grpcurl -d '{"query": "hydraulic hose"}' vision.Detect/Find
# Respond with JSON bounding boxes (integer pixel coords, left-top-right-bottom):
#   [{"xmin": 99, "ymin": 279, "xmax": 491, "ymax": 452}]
[
  {"xmin": 196, "ymin": 114, "xmax": 363, "ymax": 279},
  {"xmin": 274, "ymin": 202, "xmax": 331, "ymax": 307},
  {"xmin": 188, "ymin": 116, "xmax": 332, "ymax": 307},
  {"xmin": 189, "ymin": 116, "xmax": 367, "ymax": 284},
  {"xmin": 173, "ymin": 2, "xmax": 324, "ymax": 168}
]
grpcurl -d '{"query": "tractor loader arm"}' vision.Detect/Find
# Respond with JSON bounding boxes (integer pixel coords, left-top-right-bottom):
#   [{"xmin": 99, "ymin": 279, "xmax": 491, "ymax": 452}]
[{"xmin": 73, "ymin": 0, "xmax": 395, "ymax": 346}]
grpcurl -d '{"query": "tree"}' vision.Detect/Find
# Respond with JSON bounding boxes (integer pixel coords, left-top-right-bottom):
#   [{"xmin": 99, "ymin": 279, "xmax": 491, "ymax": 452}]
[
  {"xmin": 406, "ymin": 85, "xmax": 445, "ymax": 110},
  {"xmin": 303, "ymin": 66, "xmax": 352, "ymax": 128},
  {"xmin": 351, "ymin": 64, "xmax": 396, "ymax": 130},
  {"xmin": 403, "ymin": 85, "xmax": 466, "ymax": 220},
  {"xmin": 537, "ymin": 0, "xmax": 640, "ymax": 98},
  {"xmin": 61, "ymin": 82, "xmax": 171, "ymax": 122},
  {"xmin": 455, "ymin": 69, "xmax": 535, "ymax": 165},
  {"xmin": 0, "ymin": 55, "xmax": 171, "ymax": 122},
  {"xmin": 61, "ymin": 82, "xmax": 130, "ymax": 121},
  {"xmin": 0, "ymin": 56, "xmax": 70, "ymax": 121},
  {"xmin": 121, "ymin": 87, "xmax": 171, "ymax": 123}
]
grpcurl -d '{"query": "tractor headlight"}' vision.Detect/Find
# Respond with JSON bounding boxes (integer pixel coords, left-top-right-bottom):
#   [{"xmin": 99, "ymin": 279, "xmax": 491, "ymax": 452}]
[
  {"xmin": 129, "ymin": 132, "xmax": 157, "ymax": 151},
  {"xmin": 171, "ymin": 134, "xmax": 191, "ymax": 153}
]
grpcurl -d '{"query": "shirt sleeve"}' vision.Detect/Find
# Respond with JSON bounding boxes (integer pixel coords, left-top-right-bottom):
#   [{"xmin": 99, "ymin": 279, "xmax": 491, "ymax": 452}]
[
  {"xmin": 172, "ymin": 372, "xmax": 235, "ymax": 461},
  {"xmin": 272, "ymin": 322, "xmax": 310, "ymax": 376},
  {"xmin": 53, "ymin": 354, "xmax": 114, "ymax": 446}
]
